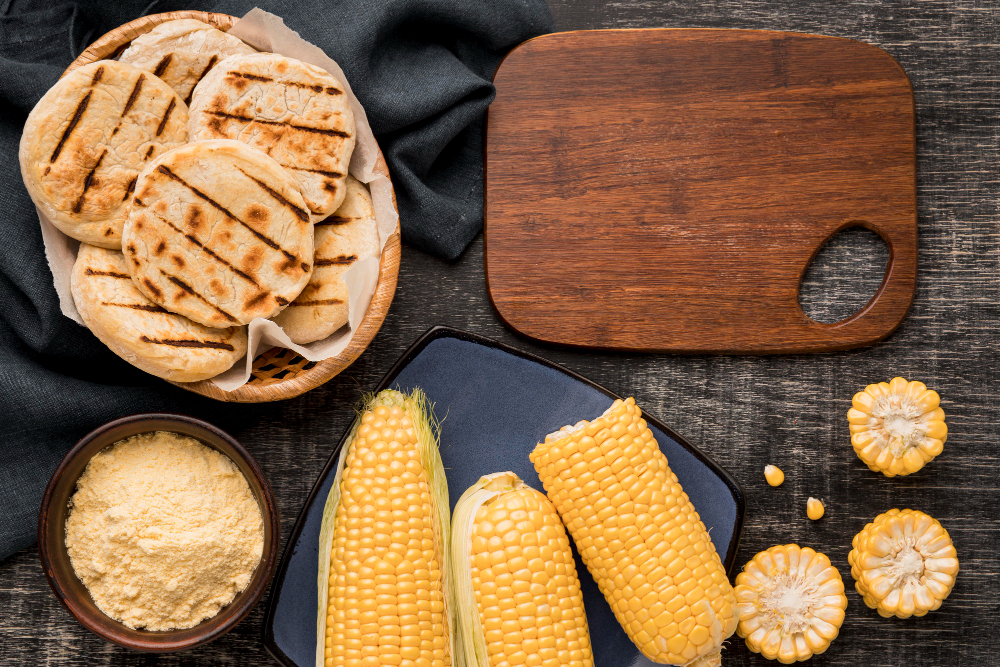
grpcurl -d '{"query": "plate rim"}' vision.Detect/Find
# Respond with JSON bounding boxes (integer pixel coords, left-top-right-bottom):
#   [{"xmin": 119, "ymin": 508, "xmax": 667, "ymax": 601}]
[{"xmin": 262, "ymin": 325, "xmax": 746, "ymax": 667}]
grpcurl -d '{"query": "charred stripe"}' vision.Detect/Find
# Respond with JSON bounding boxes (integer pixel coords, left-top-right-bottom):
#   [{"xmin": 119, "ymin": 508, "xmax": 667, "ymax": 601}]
[
  {"xmin": 279, "ymin": 164, "xmax": 343, "ymax": 179},
  {"xmin": 140, "ymin": 335, "xmax": 235, "ymax": 351},
  {"xmin": 184, "ymin": 54, "xmax": 218, "ymax": 105},
  {"xmin": 121, "ymin": 74, "xmax": 145, "ymax": 117},
  {"xmin": 84, "ymin": 268, "xmax": 130, "ymax": 279},
  {"xmin": 72, "ymin": 149, "xmax": 107, "ymax": 213},
  {"xmin": 102, "ymin": 301, "xmax": 168, "ymax": 313},
  {"xmin": 236, "ymin": 167, "xmax": 309, "ymax": 222},
  {"xmin": 50, "ymin": 91, "xmax": 91, "ymax": 162},
  {"xmin": 152, "ymin": 53, "xmax": 173, "ymax": 77},
  {"xmin": 149, "ymin": 209, "xmax": 263, "ymax": 288},
  {"xmin": 159, "ymin": 269, "xmax": 239, "ymax": 323},
  {"xmin": 91, "ymin": 66, "xmax": 105, "ymax": 85},
  {"xmin": 315, "ymin": 254, "xmax": 357, "ymax": 266},
  {"xmin": 316, "ymin": 214, "xmax": 356, "ymax": 226},
  {"xmin": 203, "ymin": 110, "xmax": 351, "ymax": 137},
  {"xmin": 155, "ymin": 98, "xmax": 176, "ymax": 136},
  {"xmin": 288, "ymin": 298, "xmax": 344, "ymax": 307}
]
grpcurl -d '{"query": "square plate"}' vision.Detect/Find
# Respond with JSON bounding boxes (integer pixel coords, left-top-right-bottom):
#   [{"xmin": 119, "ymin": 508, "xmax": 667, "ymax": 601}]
[{"xmin": 263, "ymin": 326, "xmax": 745, "ymax": 666}]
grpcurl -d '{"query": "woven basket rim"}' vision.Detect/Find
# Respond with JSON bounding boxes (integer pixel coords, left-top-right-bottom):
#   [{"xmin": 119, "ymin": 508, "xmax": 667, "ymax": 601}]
[{"xmin": 61, "ymin": 10, "xmax": 402, "ymax": 402}]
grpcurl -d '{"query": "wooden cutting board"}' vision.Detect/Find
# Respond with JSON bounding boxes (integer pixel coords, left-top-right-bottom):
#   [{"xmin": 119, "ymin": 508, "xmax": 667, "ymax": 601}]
[{"xmin": 484, "ymin": 29, "xmax": 916, "ymax": 353}]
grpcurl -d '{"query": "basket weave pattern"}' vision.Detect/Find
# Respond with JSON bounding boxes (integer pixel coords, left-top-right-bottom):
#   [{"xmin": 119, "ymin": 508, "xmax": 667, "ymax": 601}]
[{"xmin": 62, "ymin": 11, "xmax": 401, "ymax": 402}]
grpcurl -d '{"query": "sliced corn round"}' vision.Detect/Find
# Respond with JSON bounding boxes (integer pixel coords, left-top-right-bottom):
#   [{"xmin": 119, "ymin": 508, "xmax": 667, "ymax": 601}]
[
  {"xmin": 848, "ymin": 509, "xmax": 959, "ymax": 619},
  {"xmin": 735, "ymin": 544, "xmax": 848, "ymax": 664},
  {"xmin": 847, "ymin": 377, "xmax": 947, "ymax": 476},
  {"xmin": 764, "ymin": 465, "xmax": 785, "ymax": 487},
  {"xmin": 451, "ymin": 471, "xmax": 593, "ymax": 667}
]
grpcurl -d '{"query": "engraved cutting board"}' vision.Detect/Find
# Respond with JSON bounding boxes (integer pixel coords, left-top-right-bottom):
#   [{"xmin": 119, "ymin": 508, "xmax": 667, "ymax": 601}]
[{"xmin": 484, "ymin": 29, "xmax": 916, "ymax": 353}]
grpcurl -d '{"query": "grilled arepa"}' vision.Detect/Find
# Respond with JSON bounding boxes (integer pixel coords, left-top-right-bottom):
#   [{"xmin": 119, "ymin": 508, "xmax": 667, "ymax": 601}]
[
  {"xmin": 72, "ymin": 244, "xmax": 247, "ymax": 382},
  {"xmin": 271, "ymin": 176, "xmax": 378, "ymax": 344},
  {"xmin": 122, "ymin": 140, "xmax": 314, "ymax": 328},
  {"xmin": 188, "ymin": 53, "xmax": 355, "ymax": 218},
  {"xmin": 119, "ymin": 18, "xmax": 255, "ymax": 105},
  {"xmin": 19, "ymin": 60, "xmax": 188, "ymax": 248}
]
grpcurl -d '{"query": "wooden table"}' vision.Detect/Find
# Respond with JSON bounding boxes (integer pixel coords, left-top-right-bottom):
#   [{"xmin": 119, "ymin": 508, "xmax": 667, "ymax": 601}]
[{"xmin": 2, "ymin": 1, "xmax": 997, "ymax": 664}]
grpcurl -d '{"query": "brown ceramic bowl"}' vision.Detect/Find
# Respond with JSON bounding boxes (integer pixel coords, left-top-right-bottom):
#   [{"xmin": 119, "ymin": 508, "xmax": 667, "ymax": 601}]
[{"xmin": 37, "ymin": 414, "xmax": 280, "ymax": 652}]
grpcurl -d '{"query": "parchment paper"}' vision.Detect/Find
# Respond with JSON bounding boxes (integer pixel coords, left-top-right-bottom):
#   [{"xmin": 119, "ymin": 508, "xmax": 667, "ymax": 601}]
[{"xmin": 34, "ymin": 8, "xmax": 398, "ymax": 392}]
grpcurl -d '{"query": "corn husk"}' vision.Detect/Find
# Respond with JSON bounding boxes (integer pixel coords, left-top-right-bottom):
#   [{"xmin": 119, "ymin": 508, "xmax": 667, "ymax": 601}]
[
  {"xmin": 315, "ymin": 388, "xmax": 454, "ymax": 667},
  {"xmin": 450, "ymin": 472, "xmax": 526, "ymax": 665}
]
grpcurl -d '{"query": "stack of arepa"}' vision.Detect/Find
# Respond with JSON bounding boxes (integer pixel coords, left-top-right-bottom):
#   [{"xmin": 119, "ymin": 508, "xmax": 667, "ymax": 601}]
[{"xmin": 19, "ymin": 18, "xmax": 381, "ymax": 383}]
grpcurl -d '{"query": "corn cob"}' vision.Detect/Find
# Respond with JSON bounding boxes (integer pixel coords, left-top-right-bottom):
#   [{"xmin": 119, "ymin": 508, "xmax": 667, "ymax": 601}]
[
  {"xmin": 451, "ymin": 471, "xmax": 593, "ymax": 667},
  {"xmin": 848, "ymin": 509, "xmax": 958, "ymax": 618},
  {"xmin": 530, "ymin": 398, "xmax": 737, "ymax": 666},
  {"xmin": 316, "ymin": 389, "xmax": 453, "ymax": 667},
  {"xmin": 847, "ymin": 377, "xmax": 947, "ymax": 476},
  {"xmin": 734, "ymin": 545, "xmax": 847, "ymax": 664}
]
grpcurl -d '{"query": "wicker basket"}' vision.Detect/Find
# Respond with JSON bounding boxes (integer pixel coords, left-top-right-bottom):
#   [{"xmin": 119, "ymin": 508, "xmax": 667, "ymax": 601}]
[{"xmin": 61, "ymin": 11, "xmax": 401, "ymax": 402}]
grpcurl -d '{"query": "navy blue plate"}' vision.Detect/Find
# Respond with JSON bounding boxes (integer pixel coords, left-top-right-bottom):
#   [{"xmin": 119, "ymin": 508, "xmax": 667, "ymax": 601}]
[{"xmin": 263, "ymin": 326, "xmax": 745, "ymax": 667}]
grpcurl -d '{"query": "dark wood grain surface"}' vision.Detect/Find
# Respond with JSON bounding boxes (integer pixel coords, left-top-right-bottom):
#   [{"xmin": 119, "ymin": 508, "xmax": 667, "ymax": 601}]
[
  {"xmin": 486, "ymin": 28, "xmax": 918, "ymax": 353},
  {"xmin": 2, "ymin": 0, "xmax": 997, "ymax": 664}
]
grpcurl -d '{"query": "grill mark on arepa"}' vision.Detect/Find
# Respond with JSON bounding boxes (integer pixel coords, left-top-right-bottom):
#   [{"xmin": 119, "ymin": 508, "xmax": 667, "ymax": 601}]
[
  {"xmin": 155, "ymin": 165, "xmax": 302, "ymax": 265},
  {"xmin": 84, "ymin": 268, "xmax": 130, "ymax": 279},
  {"xmin": 279, "ymin": 164, "xmax": 343, "ymax": 179},
  {"xmin": 72, "ymin": 149, "xmax": 107, "ymax": 213},
  {"xmin": 315, "ymin": 254, "xmax": 357, "ymax": 266},
  {"xmin": 226, "ymin": 71, "xmax": 343, "ymax": 95},
  {"xmin": 91, "ymin": 66, "xmax": 105, "ymax": 85},
  {"xmin": 202, "ymin": 110, "xmax": 351, "ymax": 138},
  {"xmin": 50, "ymin": 91, "xmax": 91, "ymax": 162},
  {"xmin": 147, "ymin": 209, "xmax": 265, "ymax": 290},
  {"xmin": 122, "ymin": 176, "xmax": 138, "ymax": 201},
  {"xmin": 159, "ymin": 269, "xmax": 239, "ymax": 323},
  {"xmin": 140, "ymin": 335, "xmax": 235, "ymax": 350},
  {"xmin": 244, "ymin": 292, "xmax": 270, "ymax": 309},
  {"xmin": 153, "ymin": 54, "xmax": 173, "ymax": 77},
  {"xmin": 121, "ymin": 74, "xmax": 145, "ymax": 117},
  {"xmin": 155, "ymin": 98, "xmax": 176, "ymax": 136},
  {"xmin": 235, "ymin": 167, "xmax": 310, "ymax": 222},
  {"xmin": 184, "ymin": 55, "xmax": 218, "ymax": 105},
  {"xmin": 288, "ymin": 298, "xmax": 344, "ymax": 307},
  {"xmin": 316, "ymin": 215, "xmax": 357, "ymax": 226},
  {"xmin": 101, "ymin": 301, "xmax": 168, "ymax": 313}
]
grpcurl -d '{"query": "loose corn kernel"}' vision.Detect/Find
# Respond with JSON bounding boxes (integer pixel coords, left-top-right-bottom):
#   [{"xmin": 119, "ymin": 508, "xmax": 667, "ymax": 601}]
[
  {"xmin": 847, "ymin": 377, "xmax": 947, "ymax": 477},
  {"xmin": 806, "ymin": 498, "xmax": 825, "ymax": 521},
  {"xmin": 764, "ymin": 465, "xmax": 784, "ymax": 487},
  {"xmin": 848, "ymin": 509, "xmax": 958, "ymax": 618},
  {"xmin": 530, "ymin": 398, "xmax": 736, "ymax": 667},
  {"xmin": 452, "ymin": 472, "xmax": 593, "ymax": 667},
  {"xmin": 319, "ymin": 390, "xmax": 451, "ymax": 667},
  {"xmin": 735, "ymin": 544, "xmax": 848, "ymax": 663}
]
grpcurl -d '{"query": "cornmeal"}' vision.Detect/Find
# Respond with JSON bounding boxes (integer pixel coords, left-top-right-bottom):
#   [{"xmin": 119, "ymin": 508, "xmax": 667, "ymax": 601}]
[{"xmin": 65, "ymin": 431, "xmax": 264, "ymax": 630}]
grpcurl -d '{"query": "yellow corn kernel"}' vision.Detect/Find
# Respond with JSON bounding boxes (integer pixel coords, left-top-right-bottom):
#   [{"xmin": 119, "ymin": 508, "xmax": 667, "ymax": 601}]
[
  {"xmin": 847, "ymin": 377, "xmax": 947, "ymax": 477},
  {"xmin": 452, "ymin": 472, "xmax": 593, "ymax": 667},
  {"xmin": 806, "ymin": 498, "xmax": 825, "ymax": 521},
  {"xmin": 316, "ymin": 389, "xmax": 452, "ymax": 667},
  {"xmin": 764, "ymin": 465, "xmax": 784, "ymax": 487},
  {"xmin": 530, "ymin": 398, "xmax": 737, "ymax": 667},
  {"xmin": 735, "ymin": 544, "xmax": 848, "ymax": 664},
  {"xmin": 848, "ymin": 509, "xmax": 958, "ymax": 619}
]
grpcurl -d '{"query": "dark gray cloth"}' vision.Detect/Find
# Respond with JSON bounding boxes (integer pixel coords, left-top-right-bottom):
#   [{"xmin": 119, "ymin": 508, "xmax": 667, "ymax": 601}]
[{"xmin": 0, "ymin": 0, "xmax": 552, "ymax": 559}]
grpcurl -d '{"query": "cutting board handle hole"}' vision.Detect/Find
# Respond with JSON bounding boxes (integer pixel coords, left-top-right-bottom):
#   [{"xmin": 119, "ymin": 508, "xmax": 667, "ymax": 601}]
[{"xmin": 799, "ymin": 225, "xmax": 890, "ymax": 324}]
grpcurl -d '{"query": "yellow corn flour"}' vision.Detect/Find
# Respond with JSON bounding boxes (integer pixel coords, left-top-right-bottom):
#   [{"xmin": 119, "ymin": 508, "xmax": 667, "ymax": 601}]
[{"xmin": 64, "ymin": 431, "xmax": 264, "ymax": 630}]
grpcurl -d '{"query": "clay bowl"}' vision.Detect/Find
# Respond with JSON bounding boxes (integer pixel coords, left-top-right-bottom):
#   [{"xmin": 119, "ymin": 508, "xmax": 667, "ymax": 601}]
[{"xmin": 37, "ymin": 414, "xmax": 280, "ymax": 651}]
